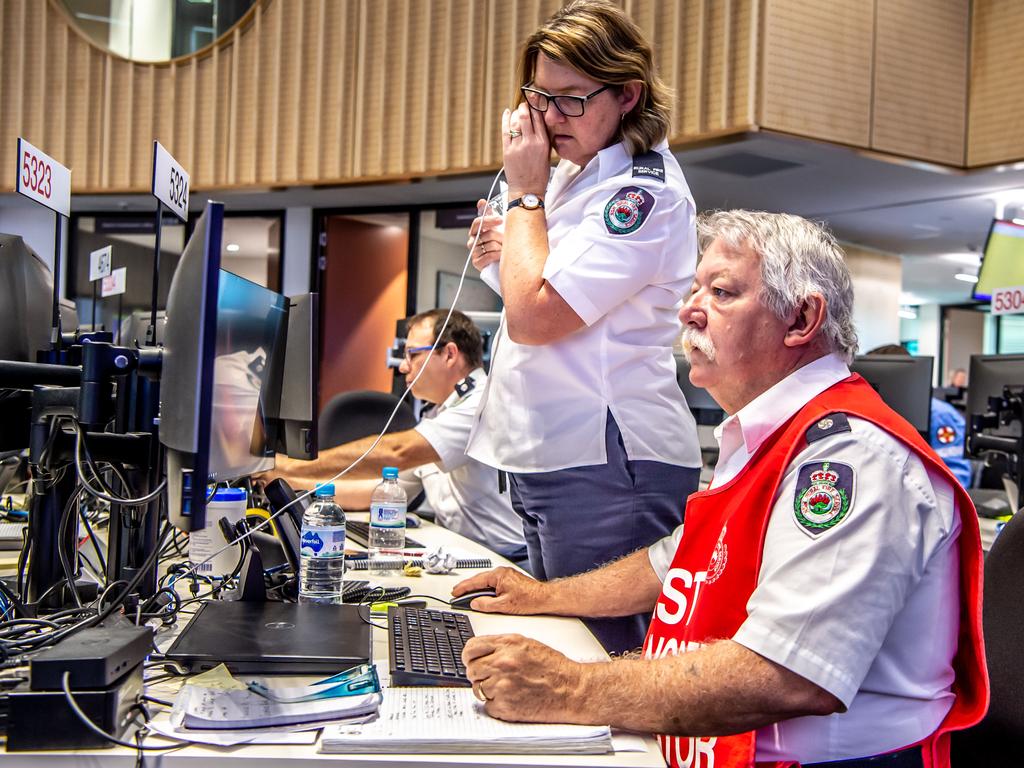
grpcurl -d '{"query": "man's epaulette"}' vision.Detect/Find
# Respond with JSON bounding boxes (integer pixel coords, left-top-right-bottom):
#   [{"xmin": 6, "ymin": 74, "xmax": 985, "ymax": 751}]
[{"xmin": 805, "ymin": 413, "xmax": 851, "ymax": 443}]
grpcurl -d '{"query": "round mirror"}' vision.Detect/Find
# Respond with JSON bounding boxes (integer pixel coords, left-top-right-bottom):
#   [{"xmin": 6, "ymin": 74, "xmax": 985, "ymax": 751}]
[{"xmin": 60, "ymin": 0, "xmax": 256, "ymax": 63}]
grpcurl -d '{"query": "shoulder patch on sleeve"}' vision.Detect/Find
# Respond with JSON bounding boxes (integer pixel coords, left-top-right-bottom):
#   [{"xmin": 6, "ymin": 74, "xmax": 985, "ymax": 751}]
[
  {"xmin": 793, "ymin": 460, "xmax": 855, "ymax": 537},
  {"xmin": 804, "ymin": 413, "xmax": 851, "ymax": 444},
  {"xmin": 631, "ymin": 150, "xmax": 665, "ymax": 182},
  {"xmin": 603, "ymin": 186, "xmax": 657, "ymax": 235}
]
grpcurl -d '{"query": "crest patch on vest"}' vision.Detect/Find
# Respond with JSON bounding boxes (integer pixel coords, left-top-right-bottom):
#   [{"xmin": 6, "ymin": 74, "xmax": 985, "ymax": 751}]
[
  {"xmin": 603, "ymin": 186, "xmax": 656, "ymax": 235},
  {"xmin": 793, "ymin": 460, "xmax": 855, "ymax": 537},
  {"xmin": 936, "ymin": 425, "xmax": 956, "ymax": 444}
]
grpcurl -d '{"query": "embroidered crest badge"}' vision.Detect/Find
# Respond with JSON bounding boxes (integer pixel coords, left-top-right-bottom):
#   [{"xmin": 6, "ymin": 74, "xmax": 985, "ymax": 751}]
[
  {"xmin": 603, "ymin": 185, "xmax": 656, "ymax": 235},
  {"xmin": 705, "ymin": 526, "xmax": 728, "ymax": 584},
  {"xmin": 936, "ymin": 425, "xmax": 956, "ymax": 444},
  {"xmin": 793, "ymin": 460, "xmax": 855, "ymax": 537}
]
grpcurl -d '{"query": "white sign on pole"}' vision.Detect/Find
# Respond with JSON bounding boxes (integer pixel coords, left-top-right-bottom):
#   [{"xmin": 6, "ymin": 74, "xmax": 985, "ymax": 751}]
[
  {"xmin": 101, "ymin": 267, "xmax": 128, "ymax": 297},
  {"xmin": 16, "ymin": 138, "xmax": 71, "ymax": 217},
  {"xmin": 151, "ymin": 140, "xmax": 190, "ymax": 222},
  {"xmin": 89, "ymin": 246, "xmax": 113, "ymax": 282},
  {"xmin": 991, "ymin": 286, "xmax": 1024, "ymax": 315}
]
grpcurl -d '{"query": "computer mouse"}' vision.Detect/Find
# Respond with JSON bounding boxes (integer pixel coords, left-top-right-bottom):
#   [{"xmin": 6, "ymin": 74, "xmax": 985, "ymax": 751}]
[
  {"xmin": 449, "ymin": 588, "xmax": 497, "ymax": 610},
  {"xmin": 407, "ymin": 512, "xmax": 422, "ymax": 528}
]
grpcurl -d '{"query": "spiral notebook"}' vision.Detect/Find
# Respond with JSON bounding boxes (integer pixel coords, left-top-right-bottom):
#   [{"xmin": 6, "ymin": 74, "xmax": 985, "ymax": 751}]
[{"xmin": 319, "ymin": 687, "xmax": 612, "ymax": 755}]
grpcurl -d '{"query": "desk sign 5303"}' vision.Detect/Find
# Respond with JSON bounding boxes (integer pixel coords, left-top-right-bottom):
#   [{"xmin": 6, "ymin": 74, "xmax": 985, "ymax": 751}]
[
  {"xmin": 152, "ymin": 141, "xmax": 189, "ymax": 222},
  {"xmin": 991, "ymin": 285, "xmax": 1024, "ymax": 315},
  {"xmin": 16, "ymin": 138, "xmax": 71, "ymax": 217}
]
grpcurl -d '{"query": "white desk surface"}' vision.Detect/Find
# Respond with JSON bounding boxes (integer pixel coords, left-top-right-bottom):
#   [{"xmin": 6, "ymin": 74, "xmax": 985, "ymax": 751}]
[{"xmin": 3, "ymin": 513, "xmax": 666, "ymax": 768}]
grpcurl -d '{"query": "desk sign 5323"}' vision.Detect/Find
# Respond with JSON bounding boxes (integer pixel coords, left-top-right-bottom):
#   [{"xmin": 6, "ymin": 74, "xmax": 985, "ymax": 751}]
[
  {"xmin": 16, "ymin": 138, "xmax": 71, "ymax": 217},
  {"xmin": 152, "ymin": 141, "xmax": 189, "ymax": 222}
]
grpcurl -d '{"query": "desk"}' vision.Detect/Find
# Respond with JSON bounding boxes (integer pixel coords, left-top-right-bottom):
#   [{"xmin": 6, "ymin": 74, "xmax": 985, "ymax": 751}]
[{"xmin": 3, "ymin": 514, "xmax": 665, "ymax": 768}]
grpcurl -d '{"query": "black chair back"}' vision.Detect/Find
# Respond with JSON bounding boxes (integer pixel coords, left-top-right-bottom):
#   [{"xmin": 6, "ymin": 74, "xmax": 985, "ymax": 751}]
[
  {"xmin": 317, "ymin": 390, "xmax": 417, "ymax": 450},
  {"xmin": 951, "ymin": 510, "xmax": 1024, "ymax": 762}
]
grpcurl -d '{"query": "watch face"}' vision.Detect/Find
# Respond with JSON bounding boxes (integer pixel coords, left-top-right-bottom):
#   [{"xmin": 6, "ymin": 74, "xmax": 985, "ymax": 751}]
[{"xmin": 523, "ymin": 193, "xmax": 540, "ymax": 210}]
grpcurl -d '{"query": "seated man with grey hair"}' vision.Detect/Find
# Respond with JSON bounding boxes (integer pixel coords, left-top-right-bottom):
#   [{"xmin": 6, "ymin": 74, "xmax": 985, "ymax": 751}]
[{"xmin": 451, "ymin": 211, "xmax": 987, "ymax": 768}]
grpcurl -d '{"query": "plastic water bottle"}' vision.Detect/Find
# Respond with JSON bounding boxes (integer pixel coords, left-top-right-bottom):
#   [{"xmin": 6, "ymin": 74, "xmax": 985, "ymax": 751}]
[
  {"xmin": 299, "ymin": 483, "xmax": 346, "ymax": 604},
  {"xmin": 368, "ymin": 467, "xmax": 407, "ymax": 575}
]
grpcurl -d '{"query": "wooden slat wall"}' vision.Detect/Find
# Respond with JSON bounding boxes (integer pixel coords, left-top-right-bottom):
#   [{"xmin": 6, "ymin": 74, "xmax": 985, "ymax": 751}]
[
  {"xmin": 14, "ymin": 0, "xmax": 1020, "ymax": 194},
  {"xmin": 760, "ymin": 0, "xmax": 874, "ymax": 148},
  {"xmin": 968, "ymin": 0, "xmax": 1024, "ymax": 167},
  {"xmin": 873, "ymin": 0, "xmax": 968, "ymax": 166}
]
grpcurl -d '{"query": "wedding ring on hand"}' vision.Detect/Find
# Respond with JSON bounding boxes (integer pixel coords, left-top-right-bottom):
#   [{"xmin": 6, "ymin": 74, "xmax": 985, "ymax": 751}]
[
  {"xmin": 507, "ymin": 129, "xmax": 522, "ymax": 139},
  {"xmin": 472, "ymin": 682, "xmax": 492, "ymax": 702}
]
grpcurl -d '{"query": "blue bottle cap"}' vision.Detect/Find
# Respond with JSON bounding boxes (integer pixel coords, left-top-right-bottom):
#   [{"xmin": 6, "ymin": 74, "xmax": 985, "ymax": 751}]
[
  {"xmin": 210, "ymin": 487, "xmax": 247, "ymax": 502},
  {"xmin": 314, "ymin": 483, "xmax": 335, "ymax": 497},
  {"xmin": 382, "ymin": 467, "xmax": 399, "ymax": 480}
]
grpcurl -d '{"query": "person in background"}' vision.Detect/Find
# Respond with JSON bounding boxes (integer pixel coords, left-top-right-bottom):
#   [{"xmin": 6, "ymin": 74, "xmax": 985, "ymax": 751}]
[
  {"xmin": 463, "ymin": 0, "xmax": 701, "ymax": 654},
  {"xmin": 868, "ymin": 344, "xmax": 972, "ymax": 488},
  {"xmin": 949, "ymin": 368, "xmax": 968, "ymax": 388},
  {"xmin": 261, "ymin": 309, "xmax": 527, "ymax": 564},
  {"xmin": 454, "ymin": 211, "xmax": 986, "ymax": 768}
]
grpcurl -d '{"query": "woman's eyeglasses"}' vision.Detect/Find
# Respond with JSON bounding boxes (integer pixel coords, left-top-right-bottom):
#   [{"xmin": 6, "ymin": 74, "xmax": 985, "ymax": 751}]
[{"xmin": 521, "ymin": 85, "xmax": 610, "ymax": 117}]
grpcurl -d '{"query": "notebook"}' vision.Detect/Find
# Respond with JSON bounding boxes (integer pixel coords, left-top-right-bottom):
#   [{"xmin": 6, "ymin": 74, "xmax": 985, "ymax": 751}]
[
  {"xmin": 163, "ymin": 600, "xmax": 372, "ymax": 674},
  {"xmin": 320, "ymin": 687, "xmax": 613, "ymax": 754}
]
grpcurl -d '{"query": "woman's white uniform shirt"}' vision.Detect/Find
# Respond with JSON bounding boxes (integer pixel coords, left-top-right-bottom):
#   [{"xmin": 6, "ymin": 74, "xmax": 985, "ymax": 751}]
[{"xmin": 467, "ymin": 139, "xmax": 701, "ymax": 473}]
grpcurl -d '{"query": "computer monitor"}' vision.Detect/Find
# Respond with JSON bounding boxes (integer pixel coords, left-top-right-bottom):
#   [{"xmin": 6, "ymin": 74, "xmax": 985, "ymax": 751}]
[
  {"xmin": 119, "ymin": 308, "xmax": 166, "ymax": 347},
  {"xmin": 849, "ymin": 354, "xmax": 933, "ymax": 435},
  {"xmin": 161, "ymin": 203, "xmax": 288, "ymax": 530},
  {"xmin": 674, "ymin": 354, "xmax": 726, "ymax": 425},
  {"xmin": 263, "ymin": 292, "xmax": 319, "ymax": 460},
  {"xmin": 972, "ymin": 219, "xmax": 1024, "ymax": 302},
  {"xmin": 0, "ymin": 234, "xmax": 53, "ymax": 362},
  {"xmin": 966, "ymin": 354, "xmax": 1024, "ymax": 441}
]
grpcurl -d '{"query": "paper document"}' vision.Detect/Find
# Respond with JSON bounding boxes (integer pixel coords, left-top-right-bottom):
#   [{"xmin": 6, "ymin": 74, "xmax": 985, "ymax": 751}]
[
  {"xmin": 175, "ymin": 683, "xmax": 381, "ymax": 730},
  {"xmin": 320, "ymin": 687, "xmax": 612, "ymax": 754}
]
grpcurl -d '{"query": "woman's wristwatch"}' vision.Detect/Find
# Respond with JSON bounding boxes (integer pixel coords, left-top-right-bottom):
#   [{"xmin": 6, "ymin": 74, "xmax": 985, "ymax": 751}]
[{"xmin": 507, "ymin": 193, "xmax": 545, "ymax": 211}]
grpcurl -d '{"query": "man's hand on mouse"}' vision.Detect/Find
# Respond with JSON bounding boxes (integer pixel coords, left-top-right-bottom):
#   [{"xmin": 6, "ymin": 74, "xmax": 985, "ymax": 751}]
[{"xmin": 451, "ymin": 567, "xmax": 549, "ymax": 615}]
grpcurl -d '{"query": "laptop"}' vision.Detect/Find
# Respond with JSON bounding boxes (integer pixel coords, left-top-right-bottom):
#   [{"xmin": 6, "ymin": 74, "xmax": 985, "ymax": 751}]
[{"xmin": 163, "ymin": 600, "xmax": 372, "ymax": 674}]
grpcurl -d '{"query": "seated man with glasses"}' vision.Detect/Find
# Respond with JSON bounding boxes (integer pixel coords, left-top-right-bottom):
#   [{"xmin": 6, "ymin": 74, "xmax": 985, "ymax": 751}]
[{"xmin": 262, "ymin": 309, "xmax": 527, "ymax": 565}]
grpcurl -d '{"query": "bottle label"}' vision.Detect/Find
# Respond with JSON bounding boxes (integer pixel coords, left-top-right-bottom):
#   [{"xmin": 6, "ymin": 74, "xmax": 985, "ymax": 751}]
[
  {"xmin": 300, "ymin": 525, "xmax": 346, "ymax": 558},
  {"xmin": 369, "ymin": 502, "xmax": 407, "ymax": 529}
]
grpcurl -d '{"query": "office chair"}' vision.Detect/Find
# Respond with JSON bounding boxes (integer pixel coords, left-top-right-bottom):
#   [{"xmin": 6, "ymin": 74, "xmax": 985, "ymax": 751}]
[
  {"xmin": 950, "ymin": 510, "xmax": 1024, "ymax": 762},
  {"xmin": 317, "ymin": 390, "xmax": 417, "ymax": 450}
]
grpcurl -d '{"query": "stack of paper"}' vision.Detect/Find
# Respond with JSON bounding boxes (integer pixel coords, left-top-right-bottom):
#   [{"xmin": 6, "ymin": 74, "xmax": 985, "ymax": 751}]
[
  {"xmin": 172, "ymin": 665, "xmax": 382, "ymax": 731},
  {"xmin": 320, "ymin": 687, "xmax": 613, "ymax": 755}
]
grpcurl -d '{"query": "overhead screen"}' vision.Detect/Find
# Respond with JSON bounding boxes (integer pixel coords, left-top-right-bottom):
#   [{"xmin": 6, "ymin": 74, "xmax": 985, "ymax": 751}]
[{"xmin": 973, "ymin": 219, "xmax": 1024, "ymax": 302}]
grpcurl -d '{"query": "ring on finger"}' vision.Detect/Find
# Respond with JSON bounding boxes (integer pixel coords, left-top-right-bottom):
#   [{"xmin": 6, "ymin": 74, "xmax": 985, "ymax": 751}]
[{"xmin": 472, "ymin": 683, "xmax": 487, "ymax": 702}]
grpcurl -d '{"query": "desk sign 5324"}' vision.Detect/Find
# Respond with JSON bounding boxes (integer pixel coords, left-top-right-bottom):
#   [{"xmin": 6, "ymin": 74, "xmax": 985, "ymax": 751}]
[
  {"xmin": 151, "ymin": 141, "xmax": 189, "ymax": 222},
  {"xmin": 16, "ymin": 138, "xmax": 71, "ymax": 217}
]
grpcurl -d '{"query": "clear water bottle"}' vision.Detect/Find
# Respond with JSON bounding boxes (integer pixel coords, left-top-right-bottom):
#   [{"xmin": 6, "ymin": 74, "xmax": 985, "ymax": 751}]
[
  {"xmin": 299, "ymin": 483, "xmax": 346, "ymax": 604},
  {"xmin": 368, "ymin": 467, "xmax": 407, "ymax": 575}
]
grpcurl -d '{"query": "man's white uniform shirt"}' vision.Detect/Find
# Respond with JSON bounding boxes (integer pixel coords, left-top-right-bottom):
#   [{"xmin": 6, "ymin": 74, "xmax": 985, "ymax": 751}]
[
  {"xmin": 467, "ymin": 140, "xmax": 701, "ymax": 473},
  {"xmin": 648, "ymin": 354, "xmax": 961, "ymax": 763},
  {"xmin": 402, "ymin": 368, "xmax": 524, "ymax": 557}
]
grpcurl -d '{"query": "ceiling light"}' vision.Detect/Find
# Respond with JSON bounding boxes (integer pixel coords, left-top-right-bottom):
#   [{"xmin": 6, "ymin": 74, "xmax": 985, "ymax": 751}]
[
  {"xmin": 954, "ymin": 273, "xmax": 979, "ymax": 283},
  {"xmin": 898, "ymin": 308, "xmax": 918, "ymax": 320},
  {"xmin": 226, "ymin": 243, "xmax": 240, "ymax": 252},
  {"xmin": 939, "ymin": 252, "xmax": 981, "ymax": 267}
]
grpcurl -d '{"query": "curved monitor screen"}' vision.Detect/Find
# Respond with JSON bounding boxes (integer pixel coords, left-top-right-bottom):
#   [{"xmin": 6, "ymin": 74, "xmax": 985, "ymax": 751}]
[
  {"xmin": 973, "ymin": 219, "xmax": 1024, "ymax": 302},
  {"xmin": 208, "ymin": 271, "xmax": 288, "ymax": 481}
]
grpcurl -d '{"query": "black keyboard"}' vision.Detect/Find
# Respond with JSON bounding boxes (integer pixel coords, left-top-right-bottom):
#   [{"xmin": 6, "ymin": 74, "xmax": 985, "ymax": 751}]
[
  {"xmin": 346, "ymin": 520, "xmax": 423, "ymax": 550},
  {"xmin": 388, "ymin": 606, "xmax": 474, "ymax": 687}
]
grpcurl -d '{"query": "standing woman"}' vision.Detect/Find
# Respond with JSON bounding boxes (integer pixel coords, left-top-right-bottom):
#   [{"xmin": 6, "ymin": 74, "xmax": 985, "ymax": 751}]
[{"xmin": 465, "ymin": 0, "xmax": 701, "ymax": 654}]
